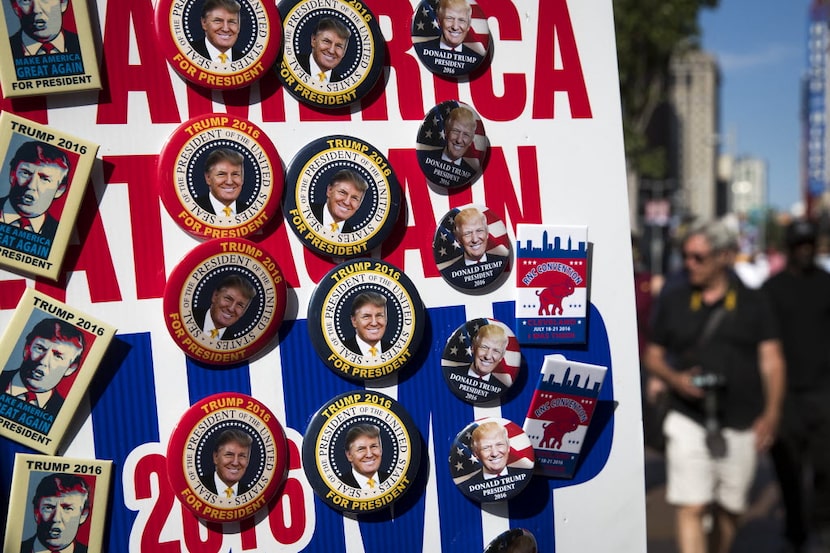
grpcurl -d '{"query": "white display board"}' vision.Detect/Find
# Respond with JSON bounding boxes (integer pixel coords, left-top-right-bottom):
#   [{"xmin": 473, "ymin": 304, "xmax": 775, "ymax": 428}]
[{"xmin": 0, "ymin": 0, "xmax": 647, "ymax": 550}]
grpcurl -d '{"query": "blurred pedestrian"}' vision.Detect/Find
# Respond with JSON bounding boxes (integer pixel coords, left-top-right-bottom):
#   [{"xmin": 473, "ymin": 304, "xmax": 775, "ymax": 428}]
[
  {"xmin": 762, "ymin": 218, "xmax": 830, "ymax": 553},
  {"xmin": 644, "ymin": 219, "xmax": 785, "ymax": 553}
]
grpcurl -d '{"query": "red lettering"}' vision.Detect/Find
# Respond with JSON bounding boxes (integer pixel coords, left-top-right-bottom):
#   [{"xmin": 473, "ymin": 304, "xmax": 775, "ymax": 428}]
[
  {"xmin": 182, "ymin": 505, "xmax": 222, "ymax": 552},
  {"xmin": 260, "ymin": 71, "xmax": 288, "ymax": 123},
  {"xmin": 267, "ymin": 439, "xmax": 307, "ymax": 544},
  {"xmin": 0, "ymin": 94, "xmax": 48, "ymax": 123},
  {"xmin": 0, "ymin": 279, "xmax": 26, "ymax": 310},
  {"xmin": 363, "ymin": 0, "xmax": 425, "ymax": 121},
  {"xmin": 532, "ymin": 0, "xmax": 592, "ymax": 119},
  {"xmin": 63, "ymin": 181, "xmax": 123, "ymax": 303},
  {"xmin": 185, "ymin": 85, "xmax": 255, "ymax": 120},
  {"xmin": 97, "ymin": 0, "xmax": 180, "ymax": 124},
  {"xmin": 481, "ymin": 146, "xmax": 543, "ymax": 231},
  {"xmin": 259, "ymin": 224, "xmax": 302, "ymax": 288},
  {"xmin": 240, "ymin": 516, "xmax": 259, "ymax": 549},
  {"xmin": 470, "ymin": 1, "xmax": 526, "ymax": 121},
  {"xmin": 298, "ymin": 102, "xmax": 351, "ymax": 122},
  {"xmin": 302, "ymin": 247, "xmax": 338, "ymax": 285},
  {"xmin": 134, "ymin": 453, "xmax": 182, "ymax": 553},
  {"xmin": 106, "ymin": 155, "xmax": 167, "ymax": 299},
  {"xmin": 382, "ymin": 149, "xmax": 440, "ymax": 277},
  {"xmin": 434, "ymin": 75, "xmax": 460, "ymax": 106}
]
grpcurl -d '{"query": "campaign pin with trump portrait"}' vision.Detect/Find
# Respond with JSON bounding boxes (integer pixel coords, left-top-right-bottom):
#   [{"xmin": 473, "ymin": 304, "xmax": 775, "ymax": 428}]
[
  {"xmin": 410, "ymin": 0, "xmax": 492, "ymax": 78},
  {"xmin": 441, "ymin": 318, "xmax": 521, "ymax": 404},
  {"xmin": 163, "ymin": 238, "xmax": 287, "ymax": 365},
  {"xmin": 284, "ymin": 135, "xmax": 401, "ymax": 259},
  {"xmin": 450, "ymin": 417, "xmax": 535, "ymax": 503},
  {"xmin": 433, "ymin": 204, "xmax": 510, "ymax": 293},
  {"xmin": 158, "ymin": 113, "xmax": 283, "ymax": 241},
  {"xmin": 307, "ymin": 258, "xmax": 424, "ymax": 382},
  {"xmin": 277, "ymin": 0, "xmax": 385, "ymax": 109},
  {"xmin": 417, "ymin": 100, "xmax": 489, "ymax": 189},
  {"xmin": 302, "ymin": 390, "xmax": 421, "ymax": 514},
  {"xmin": 155, "ymin": 0, "xmax": 280, "ymax": 89},
  {"xmin": 166, "ymin": 392, "xmax": 289, "ymax": 523}
]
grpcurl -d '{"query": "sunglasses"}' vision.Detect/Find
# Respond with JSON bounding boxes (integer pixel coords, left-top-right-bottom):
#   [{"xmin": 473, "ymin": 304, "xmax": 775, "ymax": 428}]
[{"xmin": 682, "ymin": 251, "xmax": 712, "ymax": 264}]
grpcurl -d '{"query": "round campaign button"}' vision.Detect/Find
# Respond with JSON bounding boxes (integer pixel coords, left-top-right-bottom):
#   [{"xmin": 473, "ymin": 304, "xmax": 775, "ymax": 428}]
[
  {"xmin": 163, "ymin": 238, "xmax": 287, "ymax": 365},
  {"xmin": 307, "ymin": 259, "xmax": 424, "ymax": 382},
  {"xmin": 155, "ymin": 0, "xmax": 280, "ymax": 89},
  {"xmin": 484, "ymin": 528, "xmax": 538, "ymax": 553},
  {"xmin": 284, "ymin": 135, "xmax": 401, "ymax": 258},
  {"xmin": 158, "ymin": 114, "xmax": 283, "ymax": 241},
  {"xmin": 277, "ymin": 0, "xmax": 385, "ymax": 109},
  {"xmin": 417, "ymin": 100, "xmax": 489, "ymax": 189},
  {"xmin": 441, "ymin": 318, "xmax": 520, "ymax": 404},
  {"xmin": 433, "ymin": 204, "xmax": 510, "ymax": 292},
  {"xmin": 411, "ymin": 0, "xmax": 492, "ymax": 77},
  {"xmin": 449, "ymin": 417, "xmax": 535, "ymax": 503},
  {"xmin": 302, "ymin": 390, "xmax": 421, "ymax": 513},
  {"xmin": 166, "ymin": 392, "xmax": 289, "ymax": 522}
]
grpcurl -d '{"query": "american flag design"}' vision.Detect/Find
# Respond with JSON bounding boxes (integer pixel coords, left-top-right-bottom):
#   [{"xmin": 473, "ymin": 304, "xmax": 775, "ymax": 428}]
[
  {"xmin": 416, "ymin": 100, "xmax": 489, "ymax": 171},
  {"xmin": 410, "ymin": 0, "xmax": 490, "ymax": 56},
  {"xmin": 440, "ymin": 318, "xmax": 521, "ymax": 388},
  {"xmin": 433, "ymin": 204, "xmax": 510, "ymax": 271},
  {"xmin": 449, "ymin": 417, "xmax": 535, "ymax": 485}
]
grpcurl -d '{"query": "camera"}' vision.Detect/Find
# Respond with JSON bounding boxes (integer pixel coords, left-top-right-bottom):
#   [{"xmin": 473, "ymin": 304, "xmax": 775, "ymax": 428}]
[{"xmin": 691, "ymin": 372, "xmax": 726, "ymax": 390}]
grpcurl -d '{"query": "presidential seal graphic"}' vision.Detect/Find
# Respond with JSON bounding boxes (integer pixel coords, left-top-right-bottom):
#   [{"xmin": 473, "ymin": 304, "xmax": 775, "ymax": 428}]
[
  {"xmin": 166, "ymin": 392, "xmax": 289, "ymax": 523},
  {"xmin": 155, "ymin": 0, "xmax": 280, "ymax": 89},
  {"xmin": 284, "ymin": 135, "xmax": 401, "ymax": 258},
  {"xmin": 163, "ymin": 238, "xmax": 287, "ymax": 365},
  {"xmin": 159, "ymin": 114, "xmax": 282, "ymax": 240},
  {"xmin": 410, "ymin": 0, "xmax": 492, "ymax": 77},
  {"xmin": 449, "ymin": 417, "xmax": 535, "ymax": 503},
  {"xmin": 302, "ymin": 391, "xmax": 421, "ymax": 513},
  {"xmin": 417, "ymin": 100, "xmax": 489, "ymax": 189},
  {"xmin": 307, "ymin": 259, "xmax": 424, "ymax": 382},
  {"xmin": 441, "ymin": 318, "xmax": 521, "ymax": 404},
  {"xmin": 433, "ymin": 204, "xmax": 510, "ymax": 292},
  {"xmin": 277, "ymin": 0, "xmax": 385, "ymax": 108}
]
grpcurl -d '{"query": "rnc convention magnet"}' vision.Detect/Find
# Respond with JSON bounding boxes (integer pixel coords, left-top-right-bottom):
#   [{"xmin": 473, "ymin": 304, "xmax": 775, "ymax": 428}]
[
  {"xmin": 433, "ymin": 204, "xmax": 510, "ymax": 292},
  {"xmin": 417, "ymin": 100, "xmax": 489, "ymax": 189},
  {"xmin": 302, "ymin": 390, "xmax": 421, "ymax": 513},
  {"xmin": 449, "ymin": 417, "xmax": 535, "ymax": 503},
  {"xmin": 411, "ymin": 0, "xmax": 492, "ymax": 77},
  {"xmin": 307, "ymin": 259, "xmax": 424, "ymax": 382},
  {"xmin": 155, "ymin": 0, "xmax": 280, "ymax": 89},
  {"xmin": 284, "ymin": 135, "xmax": 401, "ymax": 259},
  {"xmin": 166, "ymin": 392, "xmax": 289, "ymax": 523},
  {"xmin": 163, "ymin": 238, "xmax": 287, "ymax": 365},
  {"xmin": 277, "ymin": 0, "xmax": 385, "ymax": 109},
  {"xmin": 441, "ymin": 318, "xmax": 520, "ymax": 404},
  {"xmin": 158, "ymin": 113, "xmax": 283, "ymax": 240}
]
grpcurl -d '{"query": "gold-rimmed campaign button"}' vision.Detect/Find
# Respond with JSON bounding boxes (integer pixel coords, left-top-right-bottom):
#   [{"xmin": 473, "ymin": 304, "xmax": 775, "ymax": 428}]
[
  {"xmin": 302, "ymin": 391, "xmax": 421, "ymax": 513},
  {"xmin": 166, "ymin": 392, "xmax": 289, "ymax": 523}
]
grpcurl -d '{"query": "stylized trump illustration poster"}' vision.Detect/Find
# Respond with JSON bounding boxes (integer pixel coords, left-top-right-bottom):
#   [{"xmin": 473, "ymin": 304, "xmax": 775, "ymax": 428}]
[
  {"xmin": 0, "ymin": 0, "xmax": 101, "ymax": 97},
  {"xmin": 0, "ymin": 0, "xmax": 647, "ymax": 552},
  {"xmin": 0, "ymin": 112, "xmax": 98, "ymax": 281}
]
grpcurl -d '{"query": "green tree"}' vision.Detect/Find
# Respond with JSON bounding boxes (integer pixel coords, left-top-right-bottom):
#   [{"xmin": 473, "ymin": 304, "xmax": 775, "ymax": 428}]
[{"xmin": 614, "ymin": 0, "xmax": 718, "ymax": 178}]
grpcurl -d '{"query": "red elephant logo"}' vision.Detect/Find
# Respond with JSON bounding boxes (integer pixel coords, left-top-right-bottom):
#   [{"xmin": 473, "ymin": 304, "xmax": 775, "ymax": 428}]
[
  {"xmin": 536, "ymin": 273, "xmax": 575, "ymax": 316},
  {"xmin": 538, "ymin": 407, "xmax": 581, "ymax": 449}
]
